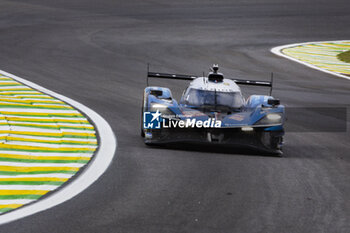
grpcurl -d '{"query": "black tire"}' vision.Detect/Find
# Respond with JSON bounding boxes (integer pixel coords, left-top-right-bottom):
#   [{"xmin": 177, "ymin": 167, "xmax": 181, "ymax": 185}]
[
  {"xmin": 140, "ymin": 97, "xmax": 145, "ymax": 137},
  {"xmin": 270, "ymin": 136, "xmax": 283, "ymax": 157}
]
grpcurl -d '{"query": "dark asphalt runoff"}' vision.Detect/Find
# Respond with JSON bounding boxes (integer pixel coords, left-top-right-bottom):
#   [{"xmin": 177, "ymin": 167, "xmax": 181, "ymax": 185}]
[{"xmin": 0, "ymin": 0, "xmax": 349, "ymax": 232}]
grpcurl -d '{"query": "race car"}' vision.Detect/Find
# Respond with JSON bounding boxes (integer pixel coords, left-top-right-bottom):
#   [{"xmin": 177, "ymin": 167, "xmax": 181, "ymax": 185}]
[{"xmin": 141, "ymin": 65, "xmax": 285, "ymax": 155}]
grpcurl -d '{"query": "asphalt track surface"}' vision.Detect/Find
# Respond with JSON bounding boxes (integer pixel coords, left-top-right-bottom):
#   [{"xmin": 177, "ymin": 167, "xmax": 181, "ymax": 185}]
[{"xmin": 0, "ymin": 0, "xmax": 349, "ymax": 232}]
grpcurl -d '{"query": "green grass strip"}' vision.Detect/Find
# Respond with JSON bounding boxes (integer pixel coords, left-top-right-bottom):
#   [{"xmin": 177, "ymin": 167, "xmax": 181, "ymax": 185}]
[
  {"xmin": 0, "ymin": 88, "xmax": 34, "ymax": 91},
  {"xmin": 337, "ymin": 50, "xmax": 350, "ymax": 63},
  {"xmin": 0, "ymin": 89, "xmax": 32, "ymax": 92},
  {"xmin": 0, "ymin": 93, "xmax": 43, "ymax": 95},
  {"xmin": 0, "ymin": 101, "xmax": 67, "ymax": 105},
  {"xmin": 3, "ymin": 112, "xmax": 81, "ymax": 117},
  {"xmin": 2, "ymin": 96, "xmax": 54, "ymax": 99},
  {"xmin": 19, "ymin": 97, "xmax": 54, "ymax": 99},
  {"xmin": 8, "ymin": 119, "xmax": 89, "ymax": 124},
  {"xmin": 0, "ymin": 105, "xmax": 72, "ymax": 110},
  {"xmin": 7, "ymin": 133, "xmax": 96, "ymax": 139},
  {"xmin": 6, "ymin": 140, "xmax": 97, "ymax": 146},
  {"xmin": 0, "ymin": 181, "xmax": 64, "ymax": 185},
  {"xmin": 3, "ymin": 113, "xmax": 82, "ymax": 118},
  {"xmin": 0, "ymin": 157, "xmax": 89, "ymax": 164},
  {"xmin": 0, "ymin": 84, "xmax": 23, "ymax": 86},
  {"xmin": 0, "ymin": 208, "xmax": 14, "ymax": 213},
  {"xmin": 8, "ymin": 123, "xmax": 94, "ymax": 131},
  {"xmin": 0, "ymin": 195, "xmax": 41, "ymax": 200},
  {"xmin": 0, "ymin": 170, "xmax": 76, "ymax": 175}
]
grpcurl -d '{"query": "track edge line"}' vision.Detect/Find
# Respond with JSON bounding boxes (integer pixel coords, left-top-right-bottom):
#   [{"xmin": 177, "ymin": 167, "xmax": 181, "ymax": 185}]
[
  {"xmin": 0, "ymin": 69, "xmax": 117, "ymax": 225},
  {"xmin": 270, "ymin": 40, "xmax": 350, "ymax": 81}
]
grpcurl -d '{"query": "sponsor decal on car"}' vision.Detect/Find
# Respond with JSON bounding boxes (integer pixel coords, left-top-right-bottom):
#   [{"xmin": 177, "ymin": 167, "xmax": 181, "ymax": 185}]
[
  {"xmin": 162, "ymin": 118, "xmax": 222, "ymax": 128},
  {"xmin": 143, "ymin": 111, "xmax": 222, "ymax": 129},
  {"xmin": 229, "ymin": 114, "xmax": 245, "ymax": 121},
  {"xmin": 143, "ymin": 110, "xmax": 162, "ymax": 129}
]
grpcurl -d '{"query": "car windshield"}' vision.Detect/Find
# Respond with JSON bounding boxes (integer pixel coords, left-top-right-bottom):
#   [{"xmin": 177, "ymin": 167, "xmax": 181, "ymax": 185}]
[{"xmin": 184, "ymin": 88, "xmax": 244, "ymax": 110}]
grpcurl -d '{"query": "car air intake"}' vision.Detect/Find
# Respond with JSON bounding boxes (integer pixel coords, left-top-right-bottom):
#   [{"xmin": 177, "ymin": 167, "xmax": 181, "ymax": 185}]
[{"xmin": 208, "ymin": 73, "xmax": 224, "ymax": 82}]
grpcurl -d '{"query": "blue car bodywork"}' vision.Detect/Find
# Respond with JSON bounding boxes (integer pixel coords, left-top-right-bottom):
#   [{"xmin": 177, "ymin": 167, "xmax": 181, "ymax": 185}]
[{"xmin": 141, "ymin": 67, "xmax": 285, "ymax": 155}]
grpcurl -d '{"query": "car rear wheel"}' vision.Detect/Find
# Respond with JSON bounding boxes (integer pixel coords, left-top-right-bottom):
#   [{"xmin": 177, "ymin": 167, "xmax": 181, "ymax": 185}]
[{"xmin": 140, "ymin": 98, "xmax": 145, "ymax": 137}]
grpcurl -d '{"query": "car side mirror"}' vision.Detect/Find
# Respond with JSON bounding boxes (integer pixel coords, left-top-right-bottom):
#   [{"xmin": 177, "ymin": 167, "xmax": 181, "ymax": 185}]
[{"xmin": 268, "ymin": 98, "xmax": 280, "ymax": 106}]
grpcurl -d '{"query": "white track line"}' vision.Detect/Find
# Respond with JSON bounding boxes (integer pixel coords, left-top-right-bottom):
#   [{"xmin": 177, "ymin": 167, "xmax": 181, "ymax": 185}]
[
  {"xmin": 0, "ymin": 69, "xmax": 117, "ymax": 224},
  {"xmin": 270, "ymin": 40, "xmax": 350, "ymax": 81}
]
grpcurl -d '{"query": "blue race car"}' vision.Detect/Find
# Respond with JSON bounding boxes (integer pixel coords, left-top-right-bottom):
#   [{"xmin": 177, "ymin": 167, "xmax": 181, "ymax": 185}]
[{"xmin": 141, "ymin": 65, "xmax": 285, "ymax": 155}]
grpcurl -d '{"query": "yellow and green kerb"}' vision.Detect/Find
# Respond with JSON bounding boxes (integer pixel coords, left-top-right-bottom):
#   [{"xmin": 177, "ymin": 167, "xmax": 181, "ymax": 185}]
[
  {"xmin": 281, "ymin": 41, "xmax": 350, "ymax": 76},
  {"xmin": 0, "ymin": 74, "xmax": 98, "ymax": 214}
]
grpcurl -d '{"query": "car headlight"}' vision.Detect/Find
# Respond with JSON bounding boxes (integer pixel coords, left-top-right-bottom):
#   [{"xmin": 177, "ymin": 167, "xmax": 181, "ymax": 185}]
[
  {"xmin": 150, "ymin": 103, "xmax": 174, "ymax": 118},
  {"xmin": 151, "ymin": 103, "xmax": 167, "ymax": 110},
  {"xmin": 266, "ymin": 113, "xmax": 282, "ymax": 121},
  {"xmin": 255, "ymin": 113, "xmax": 283, "ymax": 125}
]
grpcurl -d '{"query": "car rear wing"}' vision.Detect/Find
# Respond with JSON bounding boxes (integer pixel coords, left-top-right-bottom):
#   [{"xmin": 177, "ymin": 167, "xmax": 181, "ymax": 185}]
[
  {"xmin": 146, "ymin": 64, "xmax": 274, "ymax": 95},
  {"xmin": 148, "ymin": 72, "xmax": 197, "ymax": 81},
  {"xmin": 233, "ymin": 73, "xmax": 274, "ymax": 96},
  {"xmin": 232, "ymin": 79, "xmax": 271, "ymax": 87},
  {"xmin": 146, "ymin": 64, "xmax": 198, "ymax": 85}
]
